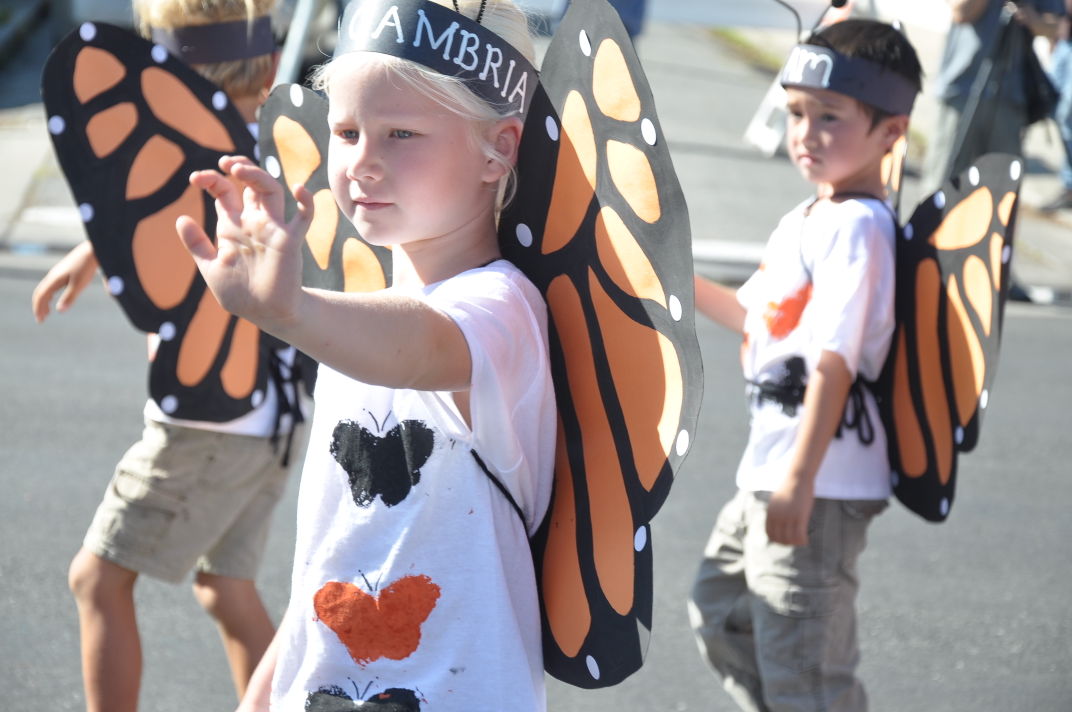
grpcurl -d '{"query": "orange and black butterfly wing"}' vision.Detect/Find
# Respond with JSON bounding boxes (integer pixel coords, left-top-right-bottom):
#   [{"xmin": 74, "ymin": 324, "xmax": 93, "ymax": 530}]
[
  {"xmin": 41, "ymin": 22, "xmax": 274, "ymax": 421},
  {"xmin": 500, "ymin": 0, "xmax": 703, "ymax": 688},
  {"xmin": 875, "ymin": 153, "xmax": 1022, "ymax": 522},
  {"xmin": 258, "ymin": 85, "xmax": 391, "ymax": 294}
]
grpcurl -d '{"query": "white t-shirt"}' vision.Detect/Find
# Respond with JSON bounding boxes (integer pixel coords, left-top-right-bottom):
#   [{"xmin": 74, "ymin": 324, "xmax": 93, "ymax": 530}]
[
  {"xmin": 271, "ymin": 260, "xmax": 556, "ymax": 711},
  {"xmin": 735, "ymin": 197, "xmax": 896, "ymax": 500}
]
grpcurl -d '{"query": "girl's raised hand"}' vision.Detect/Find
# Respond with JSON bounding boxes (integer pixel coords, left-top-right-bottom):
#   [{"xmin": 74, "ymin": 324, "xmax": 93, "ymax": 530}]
[{"xmin": 176, "ymin": 155, "xmax": 313, "ymax": 331}]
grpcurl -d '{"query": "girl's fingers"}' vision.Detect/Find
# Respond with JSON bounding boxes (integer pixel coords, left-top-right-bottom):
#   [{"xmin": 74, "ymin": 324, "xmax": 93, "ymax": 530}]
[
  {"xmin": 190, "ymin": 169, "xmax": 243, "ymax": 216},
  {"xmin": 176, "ymin": 214, "xmax": 218, "ymax": 263},
  {"xmin": 289, "ymin": 183, "xmax": 315, "ymax": 232}
]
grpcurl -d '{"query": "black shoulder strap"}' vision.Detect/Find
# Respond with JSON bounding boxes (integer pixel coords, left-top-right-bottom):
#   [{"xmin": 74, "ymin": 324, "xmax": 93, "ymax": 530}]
[{"xmin": 470, "ymin": 449, "xmax": 526, "ymax": 530}]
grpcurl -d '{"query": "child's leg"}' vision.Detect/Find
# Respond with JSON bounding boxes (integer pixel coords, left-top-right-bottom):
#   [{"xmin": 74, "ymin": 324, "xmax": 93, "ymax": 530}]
[
  {"xmin": 688, "ymin": 490, "xmax": 766, "ymax": 712},
  {"xmin": 192, "ymin": 572, "xmax": 274, "ymax": 698},
  {"xmin": 745, "ymin": 497, "xmax": 886, "ymax": 712},
  {"xmin": 68, "ymin": 548, "xmax": 141, "ymax": 712}
]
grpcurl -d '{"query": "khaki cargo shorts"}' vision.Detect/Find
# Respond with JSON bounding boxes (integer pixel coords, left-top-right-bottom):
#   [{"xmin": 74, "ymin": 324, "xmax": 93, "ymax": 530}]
[{"xmin": 83, "ymin": 418, "xmax": 303, "ymax": 583}]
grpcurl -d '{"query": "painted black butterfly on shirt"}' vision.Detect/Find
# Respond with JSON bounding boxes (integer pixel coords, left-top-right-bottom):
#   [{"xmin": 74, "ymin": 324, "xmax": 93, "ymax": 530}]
[
  {"xmin": 330, "ymin": 416, "xmax": 435, "ymax": 507},
  {"xmin": 306, "ymin": 684, "xmax": 421, "ymax": 711}
]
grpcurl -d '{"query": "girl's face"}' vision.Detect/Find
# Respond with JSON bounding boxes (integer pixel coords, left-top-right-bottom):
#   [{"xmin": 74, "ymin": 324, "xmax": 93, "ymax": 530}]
[
  {"xmin": 325, "ymin": 55, "xmax": 504, "ymax": 248},
  {"xmin": 784, "ymin": 86, "xmax": 902, "ymax": 197}
]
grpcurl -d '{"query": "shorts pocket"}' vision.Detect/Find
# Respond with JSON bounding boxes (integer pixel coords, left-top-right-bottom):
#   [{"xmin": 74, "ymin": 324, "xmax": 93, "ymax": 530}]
[
  {"xmin": 752, "ymin": 582, "xmax": 836, "ymax": 674},
  {"xmin": 106, "ymin": 469, "xmax": 183, "ymax": 557}
]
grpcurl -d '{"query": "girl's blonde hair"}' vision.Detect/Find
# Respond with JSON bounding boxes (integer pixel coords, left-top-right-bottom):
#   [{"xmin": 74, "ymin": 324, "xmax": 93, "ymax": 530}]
[
  {"xmin": 312, "ymin": 0, "xmax": 535, "ymax": 207},
  {"xmin": 133, "ymin": 0, "xmax": 277, "ymax": 98}
]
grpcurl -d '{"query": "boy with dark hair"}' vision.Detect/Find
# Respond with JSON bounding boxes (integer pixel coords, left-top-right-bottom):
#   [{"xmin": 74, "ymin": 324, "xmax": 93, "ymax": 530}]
[{"xmin": 688, "ymin": 19, "xmax": 921, "ymax": 711}]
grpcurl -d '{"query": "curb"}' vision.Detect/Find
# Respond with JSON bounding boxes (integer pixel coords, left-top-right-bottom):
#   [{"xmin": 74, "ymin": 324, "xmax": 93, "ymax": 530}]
[{"xmin": 0, "ymin": 0, "xmax": 48, "ymax": 67}]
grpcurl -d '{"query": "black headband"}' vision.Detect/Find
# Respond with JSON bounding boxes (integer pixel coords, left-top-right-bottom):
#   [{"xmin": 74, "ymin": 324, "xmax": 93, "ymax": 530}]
[
  {"xmin": 334, "ymin": 0, "xmax": 536, "ymax": 117},
  {"xmin": 151, "ymin": 16, "xmax": 275, "ymax": 65},
  {"xmin": 779, "ymin": 44, "xmax": 917, "ymax": 116}
]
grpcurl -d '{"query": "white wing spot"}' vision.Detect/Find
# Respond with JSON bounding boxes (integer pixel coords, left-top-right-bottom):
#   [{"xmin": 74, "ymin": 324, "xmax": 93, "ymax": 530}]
[
  {"xmin": 934, "ymin": 191, "xmax": 946, "ymax": 210},
  {"xmin": 251, "ymin": 390, "xmax": 265, "ymax": 408},
  {"xmin": 151, "ymin": 44, "xmax": 169, "ymax": 64},
  {"xmin": 212, "ymin": 91, "xmax": 228, "ymax": 111},
  {"xmin": 107, "ymin": 276, "xmax": 124, "ymax": 295},
  {"xmin": 675, "ymin": 429, "xmax": 690, "ymax": 457},
  {"xmin": 158, "ymin": 322, "xmax": 176, "ymax": 341},
  {"xmin": 641, "ymin": 118, "xmax": 657, "ymax": 146},
  {"xmin": 289, "ymin": 84, "xmax": 305, "ymax": 107},
  {"xmin": 79, "ymin": 203, "xmax": 94, "ymax": 223},
  {"xmin": 79, "ymin": 23, "xmax": 97, "ymax": 42},
  {"xmin": 265, "ymin": 155, "xmax": 281, "ymax": 179},
  {"xmin": 545, "ymin": 115, "xmax": 559, "ymax": 142},
  {"xmin": 579, "ymin": 29, "xmax": 592, "ymax": 56},
  {"xmin": 516, "ymin": 223, "xmax": 533, "ymax": 248},
  {"xmin": 160, "ymin": 395, "xmax": 179, "ymax": 414},
  {"xmin": 669, "ymin": 294, "xmax": 682, "ymax": 321},
  {"xmin": 903, "ymin": 223, "xmax": 914, "ymax": 240},
  {"xmin": 634, "ymin": 526, "xmax": 648, "ymax": 552},
  {"xmin": 47, "ymin": 115, "xmax": 66, "ymax": 135},
  {"xmin": 940, "ymin": 498, "xmax": 950, "ymax": 517},
  {"xmin": 980, "ymin": 389, "xmax": 989, "ymax": 409},
  {"xmin": 586, "ymin": 655, "xmax": 600, "ymax": 680},
  {"xmin": 1010, "ymin": 160, "xmax": 1023, "ymax": 181},
  {"xmin": 969, "ymin": 166, "xmax": 980, "ymax": 186}
]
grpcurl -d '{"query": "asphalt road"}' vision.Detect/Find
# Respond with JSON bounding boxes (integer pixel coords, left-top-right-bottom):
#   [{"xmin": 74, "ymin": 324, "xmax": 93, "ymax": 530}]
[{"xmin": 2, "ymin": 270, "xmax": 1070, "ymax": 711}]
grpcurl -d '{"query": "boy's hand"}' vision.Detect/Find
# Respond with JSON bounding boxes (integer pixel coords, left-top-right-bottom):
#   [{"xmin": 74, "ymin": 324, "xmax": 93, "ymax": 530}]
[
  {"xmin": 176, "ymin": 155, "xmax": 313, "ymax": 331},
  {"xmin": 766, "ymin": 476, "xmax": 815, "ymax": 546},
  {"xmin": 31, "ymin": 240, "xmax": 99, "ymax": 323}
]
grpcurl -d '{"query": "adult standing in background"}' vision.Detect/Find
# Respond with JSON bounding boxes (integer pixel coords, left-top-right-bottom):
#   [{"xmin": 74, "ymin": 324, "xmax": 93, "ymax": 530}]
[
  {"xmin": 1042, "ymin": 0, "xmax": 1072, "ymax": 211},
  {"xmin": 923, "ymin": 0, "xmax": 1063, "ymax": 194}
]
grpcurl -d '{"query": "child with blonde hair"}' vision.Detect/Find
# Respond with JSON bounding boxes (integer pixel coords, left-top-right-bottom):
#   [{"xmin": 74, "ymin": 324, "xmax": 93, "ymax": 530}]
[
  {"xmin": 177, "ymin": 0, "xmax": 555, "ymax": 709},
  {"xmin": 33, "ymin": 1, "xmax": 293, "ymax": 710}
]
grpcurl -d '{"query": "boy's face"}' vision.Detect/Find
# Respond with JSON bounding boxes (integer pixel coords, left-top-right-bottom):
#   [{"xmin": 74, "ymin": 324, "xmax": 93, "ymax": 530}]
[
  {"xmin": 784, "ymin": 86, "xmax": 903, "ymax": 196},
  {"xmin": 325, "ymin": 55, "xmax": 501, "ymax": 248}
]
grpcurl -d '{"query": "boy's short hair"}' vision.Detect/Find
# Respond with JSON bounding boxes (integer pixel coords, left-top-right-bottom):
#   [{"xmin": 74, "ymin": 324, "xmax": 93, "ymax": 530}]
[
  {"xmin": 133, "ymin": 0, "xmax": 277, "ymax": 98},
  {"xmin": 806, "ymin": 19, "xmax": 923, "ymax": 125}
]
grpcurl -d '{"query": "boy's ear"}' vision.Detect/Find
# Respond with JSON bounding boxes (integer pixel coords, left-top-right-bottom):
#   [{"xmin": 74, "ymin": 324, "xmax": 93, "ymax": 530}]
[
  {"xmin": 881, "ymin": 114, "xmax": 910, "ymax": 153},
  {"xmin": 484, "ymin": 117, "xmax": 523, "ymax": 182}
]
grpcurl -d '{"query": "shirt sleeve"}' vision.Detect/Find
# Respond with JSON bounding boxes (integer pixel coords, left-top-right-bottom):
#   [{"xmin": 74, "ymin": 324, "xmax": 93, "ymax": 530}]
[
  {"xmin": 424, "ymin": 267, "xmax": 556, "ymax": 532},
  {"xmin": 804, "ymin": 204, "xmax": 896, "ymax": 379}
]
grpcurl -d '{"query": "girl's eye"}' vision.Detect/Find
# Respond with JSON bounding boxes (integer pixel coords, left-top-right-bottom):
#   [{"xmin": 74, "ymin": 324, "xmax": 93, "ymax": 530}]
[
  {"xmin": 390, "ymin": 129, "xmax": 415, "ymax": 139},
  {"xmin": 338, "ymin": 129, "xmax": 358, "ymax": 141}
]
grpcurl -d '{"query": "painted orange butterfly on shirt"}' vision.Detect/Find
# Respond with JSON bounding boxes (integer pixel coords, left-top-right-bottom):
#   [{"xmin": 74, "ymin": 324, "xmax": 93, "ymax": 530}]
[{"xmin": 41, "ymin": 22, "xmax": 388, "ymax": 421}]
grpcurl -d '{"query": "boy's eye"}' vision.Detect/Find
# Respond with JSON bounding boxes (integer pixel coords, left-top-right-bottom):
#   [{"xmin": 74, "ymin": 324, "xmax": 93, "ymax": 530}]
[{"xmin": 390, "ymin": 129, "xmax": 415, "ymax": 139}]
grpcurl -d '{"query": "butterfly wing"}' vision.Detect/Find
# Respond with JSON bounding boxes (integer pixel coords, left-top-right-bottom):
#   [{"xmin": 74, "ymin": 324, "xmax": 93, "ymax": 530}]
[
  {"xmin": 41, "ymin": 22, "xmax": 272, "ymax": 421},
  {"xmin": 876, "ymin": 153, "xmax": 1022, "ymax": 522},
  {"xmin": 499, "ymin": 0, "xmax": 703, "ymax": 687},
  {"xmin": 258, "ymin": 85, "xmax": 392, "ymax": 294}
]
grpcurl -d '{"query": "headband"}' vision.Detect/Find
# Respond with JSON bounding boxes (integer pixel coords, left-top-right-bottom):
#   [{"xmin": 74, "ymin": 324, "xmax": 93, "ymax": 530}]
[
  {"xmin": 779, "ymin": 44, "xmax": 917, "ymax": 116},
  {"xmin": 334, "ymin": 0, "xmax": 537, "ymax": 117},
  {"xmin": 151, "ymin": 16, "xmax": 275, "ymax": 65}
]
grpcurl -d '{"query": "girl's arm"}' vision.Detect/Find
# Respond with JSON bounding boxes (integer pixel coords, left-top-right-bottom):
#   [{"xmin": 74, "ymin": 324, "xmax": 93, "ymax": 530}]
[
  {"xmin": 234, "ymin": 611, "xmax": 285, "ymax": 712},
  {"xmin": 177, "ymin": 156, "xmax": 472, "ymax": 392},
  {"xmin": 765, "ymin": 348, "xmax": 853, "ymax": 546},
  {"xmin": 693, "ymin": 274, "xmax": 745, "ymax": 334},
  {"xmin": 31, "ymin": 240, "xmax": 99, "ymax": 323}
]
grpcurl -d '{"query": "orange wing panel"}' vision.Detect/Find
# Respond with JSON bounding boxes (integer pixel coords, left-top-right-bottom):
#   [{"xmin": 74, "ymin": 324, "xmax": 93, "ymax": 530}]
[
  {"xmin": 547, "ymin": 274, "xmax": 634, "ymax": 617},
  {"xmin": 594, "ymin": 207, "xmax": 666, "ymax": 307},
  {"xmin": 274, "ymin": 114, "xmax": 321, "ymax": 189},
  {"xmin": 915, "ymin": 259, "xmax": 954, "ymax": 484},
  {"xmin": 592, "ymin": 40, "xmax": 640, "ymax": 122},
  {"xmin": 132, "ymin": 183, "xmax": 202, "ymax": 309},
  {"xmin": 220, "ymin": 318, "xmax": 260, "ymax": 399},
  {"xmin": 891, "ymin": 328, "xmax": 927, "ymax": 477},
  {"xmin": 606, "ymin": 140, "xmax": 660, "ymax": 224},
  {"xmin": 73, "ymin": 46, "xmax": 126, "ymax": 104},
  {"xmin": 945, "ymin": 275, "xmax": 986, "ymax": 438},
  {"xmin": 963, "ymin": 254, "xmax": 993, "ymax": 337},
  {"xmin": 142, "ymin": 67, "xmax": 235, "ymax": 153},
  {"xmin": 928, "ymin": 188, "xmax": 992, "ymax": 251},
  {"xmin": 86, "ymin": 102, "xmax": 137, "ymax": 158},
  {"xmin": 126, "ymin": 135, "xmax": 184, "ymax": 200},
  {"xmin": 543, "ymin": 91, "xmax": 598, "ymax": 255},
  {"xmin": 543, "ymin": 422, "xmax": 591, "ymax": 658},
  {"xmin": 177, "ymin": 290, "xmax": 231, "ymax": 388},
  {"xmin": 342, "ymin": 238, "xmax": 388, "ymax": 293},
  {"xmin": 307, "ymin": 189, "xmax": 341, "ymax": 270},
  {"xmin": 588, "ymin": 270, "xmax": 681, "ymax": 492}
]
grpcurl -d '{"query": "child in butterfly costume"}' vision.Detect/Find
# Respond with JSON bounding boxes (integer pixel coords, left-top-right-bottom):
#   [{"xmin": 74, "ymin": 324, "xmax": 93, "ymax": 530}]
[
  {"xmin": 688, "ymin": 20, "xmax": 922, "ymax": 711},
  {"xmin": 178, "ymin": 1, "xmax": 558, "ymax": 709},
  {"xmin": 32, "ymin": 1, "xmax": 307, "ymax": 709}
]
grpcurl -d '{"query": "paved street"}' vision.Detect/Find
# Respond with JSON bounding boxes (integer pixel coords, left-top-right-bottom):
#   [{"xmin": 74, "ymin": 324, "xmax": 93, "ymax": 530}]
[{"xmin": 2, "ymin": 2, "xmax": 1072, "ymax": 711}]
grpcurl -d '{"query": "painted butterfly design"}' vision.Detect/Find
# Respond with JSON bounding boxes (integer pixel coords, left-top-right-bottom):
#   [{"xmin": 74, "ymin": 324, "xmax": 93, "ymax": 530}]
[
  {"xmin": 306, "ymin": 683, "xmax": 422, "ymax": 711},
  {"xmin": 258, "ymin": 0, "xmax": 701, "ymax": 689},
  {"xmin": 314, "ymin": 574, "xmax": 441, "ymax": 666},
  {"xmin": 40, "ymin": 22, "xmax": 389, "ymax": 422},
  {"xmin": 873, "ymin": 152, "xmax": 1023, "ymax": 522},
  {"xmin": 329, "ymin": 416, "xmax": 435, "ymax": 508}
]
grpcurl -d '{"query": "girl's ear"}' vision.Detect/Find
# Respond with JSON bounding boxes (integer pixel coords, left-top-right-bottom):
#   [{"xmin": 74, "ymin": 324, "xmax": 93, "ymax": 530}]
[{"xmin": 483, "ymin": 117, "xmax": 524, "ymax": 182}]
